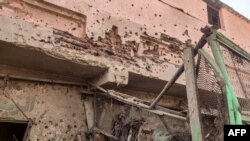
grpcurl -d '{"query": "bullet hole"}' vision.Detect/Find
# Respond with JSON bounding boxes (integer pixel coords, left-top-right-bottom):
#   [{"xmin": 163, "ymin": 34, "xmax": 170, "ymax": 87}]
[
  {"xmin": 160, "ymin": 24, "xmax": 162, "ymax": 26},
  {"xmin": 67, "ymin": 125, "xmax": 72, "ymax": 131},
  {"xmin": 45, "ymin": 125, "xmax": 48, "ymax": 129},
  {"xmin": 129, "ymin": 31, "xmax": 132, "ymax": 34},
  {"xmin": 131, "ymin": 4, "xmax": 134, "ymax": 7},
  {"xmin": 174, "ymin": 24, "xmax": 177, "ymax": 27},
  {"xmin": 154, "ymin": 14, "xmax": 157, "ymax": 17},
  {"xmin": 155, "ymin": 33, "xmax": 158, "ymax": 35},
  {"xmin": 71, "ymin": 27, "xmax": 76, "ymax": 31},
  {"xmin": 159, "ymin": 14, "xmax": 162, "ymax": 17},
  {"xmin": 135, "ymin": 32, "xmax": 138, "ymax": 36},
  {"xmin": 78, "ymin": 23, "xmax": 81, "ymax": 27},
  {"xmin": 102, "ymin": 18, "xmax": 105, "ymax": 21},
  {"xmin": 72, "ymin": 113, "xmax": 77, "ymax": 117},
  {"xmin": 96, "ymin": 20, "xmax": 100, "ymax": 23},
  {"xmin": 163, "ymin": 29, "xmax": 166, "ymax": 32},
  {"xmin": 138, "ymin": 14, "xmax": 141, "ymax": 16},
  {"xmin": 153, "ymin": 25, "xmax": 156, "ymax": 28},
  {"xmin": 74, "ymin": 125, "xmax": 77, "ymax": 128}
]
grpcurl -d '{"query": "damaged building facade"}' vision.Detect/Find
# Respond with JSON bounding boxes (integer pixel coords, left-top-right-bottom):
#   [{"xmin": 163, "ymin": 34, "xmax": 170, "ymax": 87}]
[{"xmin": 0, "ymin": 0, "xmax": 250, "ymax": 140}]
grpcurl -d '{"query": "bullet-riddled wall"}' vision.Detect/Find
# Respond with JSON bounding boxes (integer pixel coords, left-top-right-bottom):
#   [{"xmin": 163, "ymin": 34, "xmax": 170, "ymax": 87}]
[
  {"xmin": 0, "ymin": 79, "xmax": 88, "ymax": 140},
  {"xmin": 0, "ymin": 0, "xmax": 249, "ymax": 140}
]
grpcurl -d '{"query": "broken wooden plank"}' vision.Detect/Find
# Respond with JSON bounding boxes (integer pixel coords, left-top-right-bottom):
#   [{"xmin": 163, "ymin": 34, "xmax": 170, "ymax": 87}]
[{"xmin": 183, "ymin": 47, "xmax": 204, "ymax": 141}]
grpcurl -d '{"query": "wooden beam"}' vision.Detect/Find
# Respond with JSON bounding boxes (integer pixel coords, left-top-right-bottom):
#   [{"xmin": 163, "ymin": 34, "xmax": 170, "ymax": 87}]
[{"xmin": 183, "ymin": 48, "xmax": 204, "ymax": 141}]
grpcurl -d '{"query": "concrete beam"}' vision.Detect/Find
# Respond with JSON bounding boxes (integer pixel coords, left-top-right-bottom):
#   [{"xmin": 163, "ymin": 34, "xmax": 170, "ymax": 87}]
[{"xmin": 92, "ymin": 67, "xmax": 129, "ymax": 87}]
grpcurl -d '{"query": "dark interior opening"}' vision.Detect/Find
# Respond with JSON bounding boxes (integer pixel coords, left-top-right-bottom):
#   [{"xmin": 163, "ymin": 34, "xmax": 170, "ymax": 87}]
[
  {"xmin": 0, "ymin": 120, "xmax": 29, "ymax": 141},
  {"xmin": 207, "ymin": 5, "xmax": 221, "ymax": 28}
]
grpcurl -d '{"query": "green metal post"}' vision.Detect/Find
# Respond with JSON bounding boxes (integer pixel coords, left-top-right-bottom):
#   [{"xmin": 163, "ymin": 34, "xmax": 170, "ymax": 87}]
[{"xmin": 208, "ymin": 32, "xmax": 242, "ymax": 124}]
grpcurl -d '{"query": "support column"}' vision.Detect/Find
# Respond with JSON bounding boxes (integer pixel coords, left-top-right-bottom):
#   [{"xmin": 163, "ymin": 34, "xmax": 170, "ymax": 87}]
[
  {"xmin": 208, "ymin": 32, "xmax": 242, "ymax": 124},
  {"xmin": 183, "ymin": 47, "xmax": 204, "ymax": 141}
]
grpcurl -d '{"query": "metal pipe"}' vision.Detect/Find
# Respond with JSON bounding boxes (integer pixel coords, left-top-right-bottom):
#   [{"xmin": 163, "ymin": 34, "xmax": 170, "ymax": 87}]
[
  {"xmin": 195, "ymin": 54, "xmax": 201, "ymax": 77},
  {"xmin": 0, "ymin": 74, "xmax": 86, "ymax": 86},
  {"xmin": 149, "ymin": 35, "xmax": 207, "ymax": 109}
]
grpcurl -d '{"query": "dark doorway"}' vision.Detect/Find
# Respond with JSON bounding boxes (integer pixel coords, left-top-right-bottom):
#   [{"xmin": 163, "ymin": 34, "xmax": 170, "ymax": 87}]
[{"xmin": 0, "ymin": 120, "xmax": 30, "ymax": 141}]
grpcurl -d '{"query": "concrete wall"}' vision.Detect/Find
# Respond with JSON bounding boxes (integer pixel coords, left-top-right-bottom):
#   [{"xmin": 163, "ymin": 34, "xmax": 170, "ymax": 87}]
[
  {"xmin": 0, "ymin": 0, "xmax": 249, "ymax": 83},
  {"xmin": 220, "ymin": 7, "xmax": 250, "ymax": 50},
  {"xmin": 0, "ymin": 0, "xmax": 249, "ymax": 140},
  {"xmin": 1, "ymin": 0, "xmax": 249, "ymax": 64},
  {"xmin": 0, "ymin": 80, "xmax": 87, "ymax": 140}
]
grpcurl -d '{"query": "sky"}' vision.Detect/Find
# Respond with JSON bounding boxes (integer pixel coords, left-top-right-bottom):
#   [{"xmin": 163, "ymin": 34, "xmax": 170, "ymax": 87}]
[{"xmin": 220, "ymin": 0, "xmax": 250, "ymax": 19}]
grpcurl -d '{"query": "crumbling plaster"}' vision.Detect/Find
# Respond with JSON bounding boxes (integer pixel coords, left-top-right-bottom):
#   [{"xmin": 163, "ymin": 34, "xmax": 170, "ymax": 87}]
[
  {"xmin": 0, "ymin": 0, "xmax": 249, "ymax": 97},
  {"xmin": 0, "ymin": 14, "xmax": 187, "ymax": 87}
]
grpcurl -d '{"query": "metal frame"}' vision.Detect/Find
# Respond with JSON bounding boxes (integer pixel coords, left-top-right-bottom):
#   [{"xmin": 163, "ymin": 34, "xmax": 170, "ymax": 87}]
[
  {"xmin": 149, "ymin": 27, "xmax": 250, "ymax": 125},
  {"xmin": 207, "ymin": 30, "xmax": 242, "ymax": 124}
]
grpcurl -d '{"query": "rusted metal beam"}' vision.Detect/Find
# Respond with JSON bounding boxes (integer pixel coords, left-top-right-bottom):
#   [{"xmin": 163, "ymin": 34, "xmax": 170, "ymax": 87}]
[{"xmin": 149, "ymin": 35, "xmax": 207, "ymax": 109}]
